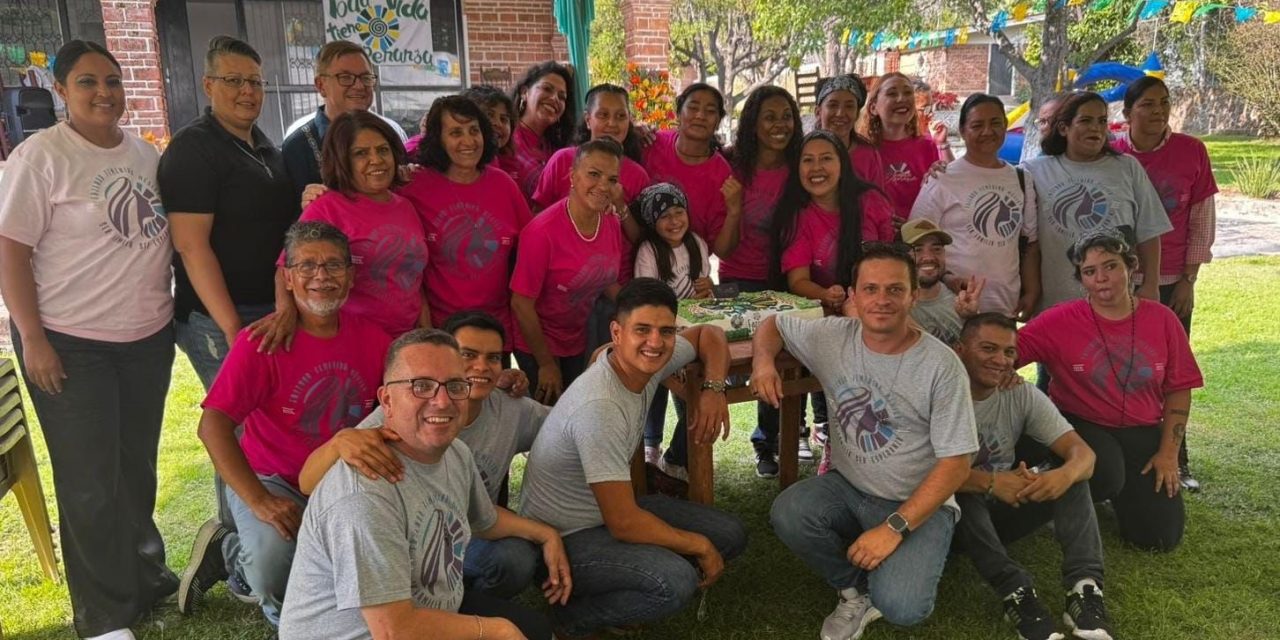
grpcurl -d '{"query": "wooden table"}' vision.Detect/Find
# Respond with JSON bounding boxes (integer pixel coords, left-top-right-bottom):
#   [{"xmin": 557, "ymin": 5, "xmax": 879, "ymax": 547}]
[{"xmin": 633, "ymin": 341, "xmax": 822, "ymax": 505}]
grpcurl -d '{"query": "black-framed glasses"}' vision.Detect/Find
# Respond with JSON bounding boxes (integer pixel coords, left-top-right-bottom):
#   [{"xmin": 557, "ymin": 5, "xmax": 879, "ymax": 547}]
[
  {"xmin": 285, "ymin": 260, "xmax": 350, "ymax": 277},
  {"xmin": 384, "ymin": 377, "xmax": 472, "ymax": 400},
  {"xmin": 206, "ymin": 75, "xmax": 269, "ymax": 90},
  {"xmin": 322, "ymin": 72, "xmax": 379, "ymax": 88}
]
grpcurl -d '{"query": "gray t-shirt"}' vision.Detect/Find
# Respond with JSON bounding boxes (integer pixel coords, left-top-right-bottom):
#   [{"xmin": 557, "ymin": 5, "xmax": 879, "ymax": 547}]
[
  {"xmin": 776, "ymin": 315, "xmax": 978, "ymax": 512},
  {"xmin": 1021, "ymin": 154, "xmax": 1171, "ymax": 312},
  {"xmin": 910, "ymin": 287, "xmax": 962, "ymax": 346},
  {"xmin": 971, "ymin": 384, "xmax": 1073, "ymax": 473},
  {"xmin": 279, "ymin": 440, "xmax": 498, "ymax": 640},
  {"xmin": 356, "ymin": 393, "xmax": 550, "ymax": 502},
  {"xmin": 520, "ymin": 336, "xmax": 696, "ymax": 534}
]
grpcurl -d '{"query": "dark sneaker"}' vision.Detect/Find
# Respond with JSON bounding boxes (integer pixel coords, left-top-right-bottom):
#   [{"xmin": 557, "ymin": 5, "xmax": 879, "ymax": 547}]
[
  {"xmin": 645, "ymin": 463, "xmax": 689, "ymax": 499},
  {"xmin": 755, "ymin": 451, "xmax": 779, "ymax": 478},
  {"xmin": 813, "ymin": 422, "xmax": 829, "ymax": 446},
  {"xmin": 1003, "ymin": 586, "xmax": 1064, "ymax": 640},
  {"xmin": 1179, "ymin": 464, "xmax": 1201, "ymax": 492},
  {"xmin": 1064, "ymin": 584, "xmax": 1115, "ymax": 640},
  {"xmin": 178, "ymin": 518, "xmax": 230, "ymax": 614},
  {"xmin": 227, "ymin": 571, "xmax": 259, "ymax": 605},
  {"xmin": 798, "ymin": 437, "xmax": 815, "ymax": 462}
]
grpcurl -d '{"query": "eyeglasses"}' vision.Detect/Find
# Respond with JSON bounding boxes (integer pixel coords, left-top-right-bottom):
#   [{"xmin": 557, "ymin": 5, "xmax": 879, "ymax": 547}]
[
  {"xmin": 206, "ymin": 75, "xmax": 269, "ymax": 90},
  {"xmin": 384, "ymin": 377, "xmax": 473, "ymax": 400},
  {"xmin": 286, "ymin": 260, "xmax": 350, "ymax": 277},
  {"xmin": 322, "ymin": 72, "xmax": 379, "ymax": 87}
]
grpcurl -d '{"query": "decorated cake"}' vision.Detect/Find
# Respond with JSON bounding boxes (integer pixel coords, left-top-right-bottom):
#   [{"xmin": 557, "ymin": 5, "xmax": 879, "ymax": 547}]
[{"xmin": 677, "ymin": 291, "xmax": 824, "ymax": 341}]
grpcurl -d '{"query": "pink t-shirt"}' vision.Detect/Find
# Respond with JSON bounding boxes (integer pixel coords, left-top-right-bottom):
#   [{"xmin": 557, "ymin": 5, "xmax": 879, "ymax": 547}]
[
  {"xmin": 202, "ymin": 310, "xmax": 391, "ymax": 488},
  {"xmin": 0, "ymin": 123, "xmax": 173, "ymax": 342},
  {"xmin": 511, "ymin": 124, "xmax": 556, "ymax": 199},
  {"xmin": 510, "ymin": 199, "xmax": 623, "ymax": 356},
  {"xmin": 851, "ymin": 144, "xmax": 887, "ymax": 190},
  {"xmin": 1017, "ymin": 299, "xmax": 1203, "ymax": 428},
  {"xmin": 495, "ymin": 152, "xmax": 522, "ymax": 184},
  {"xmin": 531, "ymin": 146, "xmax": 652, "ymax": 210},
  {"xmin": 1112, "ymin": 132, "xmax": 1218, "ymax": 277},
  {"xmin": 878, "ymin": 136, "xmax": 941, "ymax": 221},
  {"xmin": 720, "ymin": 165, "xmax": 788, "ymax": 282},
  {"xmin": 297, "ymin": 191, "xmax": 428, "ymax": 336},
  {"xmin": 399, "ymin": 166, "xmax": 532, "ymax": 344},
  {"xmin": 642, "ymin": 129, "xmax": 733, "ymax": 249},
  {"xmin": 780, "ymin": 193, "xmax": 895, "ymax": 288}
]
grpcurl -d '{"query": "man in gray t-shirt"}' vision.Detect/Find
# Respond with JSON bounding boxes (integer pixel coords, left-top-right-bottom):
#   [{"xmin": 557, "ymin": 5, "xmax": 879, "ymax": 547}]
[
  {"xmin": 279, "ymin": 330, "xmax": 567, "ymax": 640},
  {"xmin": 950, "ymin": 314, "xmax": 1112, "ymax": 640},
  {"xmin": 518, "ymin": 278, "xmax": 748, "ymax": 638},
  {"xmin": 755, "ymin": 245, "xmax": 977, "ymax": 639},
  {"xmin": 901, "ymin": 219, "xmax": 981, "ymax": 346}
]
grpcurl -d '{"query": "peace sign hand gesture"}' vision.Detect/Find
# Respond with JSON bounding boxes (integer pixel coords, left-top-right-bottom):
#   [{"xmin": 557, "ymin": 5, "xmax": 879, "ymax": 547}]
[{"xmin": 954, "ymin": 275, "xmax": 986, "ymax": 319}]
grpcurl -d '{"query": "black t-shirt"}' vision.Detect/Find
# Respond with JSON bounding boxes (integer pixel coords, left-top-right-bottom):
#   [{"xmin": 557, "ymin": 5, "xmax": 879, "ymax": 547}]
[{"xmin": 158, "ymin": 109, "xmax": 299, "ymax": 321}]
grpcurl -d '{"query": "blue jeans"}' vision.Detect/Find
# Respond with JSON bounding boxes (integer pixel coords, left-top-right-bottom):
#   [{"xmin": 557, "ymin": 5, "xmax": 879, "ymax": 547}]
[
  {"xmin": 770, "ymin": 472, "xmax": 955, "ymax": 627},
  {"xmin": 223, "ymin": 475, "xmax": 308, "ymax": 626},
  {"xmin": 464, "ymin": 536, "xmax": 540, "ymax": 599},
  {"xmin": 175, "ymin": 303, "xmax": 275, "ymax": 391},
  {"xmin": 549, "ymin": 495, "xmax": 748, "ymax": 636}
]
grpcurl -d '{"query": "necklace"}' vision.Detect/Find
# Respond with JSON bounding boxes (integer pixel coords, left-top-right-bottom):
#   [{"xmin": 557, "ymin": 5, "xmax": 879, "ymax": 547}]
[
  {"xmin": 857, "ymin": 326, "xmax": 912, "ymax": 405},
  {"xmin": 566, "ymin": 200, "xmax": 600, "ymax": 242},
  {"xmin": 234, "ymin": 140, "xmax": 274, "ymax": 179},
  {"xmin": 674, "ymin": 134, "xmax": 712, "ymax": 161},
  {"xmin": 1089, "ymin": 295, "xmax": 1137, "ymax": 426}
]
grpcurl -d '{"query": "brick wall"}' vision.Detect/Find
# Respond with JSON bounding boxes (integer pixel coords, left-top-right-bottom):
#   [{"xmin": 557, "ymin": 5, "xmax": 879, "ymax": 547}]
[
  {"xmin": 463, "ymin": 0, "xmax": 567, "ymax": 89},
  {"xmin": 918, "ymin": 45, "xmax": 989, "ymax": 95},
  {"xmin": 620, "ymin": 0, "xmax": 671, "ymax": 70},
  {"xmin": 101, "ymin": 0, "xmax": 168, "ymax": 138}
]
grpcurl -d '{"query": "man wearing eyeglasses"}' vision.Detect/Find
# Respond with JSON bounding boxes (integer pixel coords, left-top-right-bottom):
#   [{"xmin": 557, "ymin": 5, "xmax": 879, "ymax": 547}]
[
  {"xmin": 282, "ymin": 40, "xmax": 408, "ymax": 197},
  {"xmin": 177, "ymin": 221, "xmax": 392, "ymax": 625}
]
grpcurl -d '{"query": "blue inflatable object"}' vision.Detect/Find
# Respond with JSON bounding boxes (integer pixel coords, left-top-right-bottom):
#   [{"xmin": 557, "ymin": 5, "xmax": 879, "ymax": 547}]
[{"xmin": 999, "ymin": 131, "xmax": 1024, "ymax": 164}]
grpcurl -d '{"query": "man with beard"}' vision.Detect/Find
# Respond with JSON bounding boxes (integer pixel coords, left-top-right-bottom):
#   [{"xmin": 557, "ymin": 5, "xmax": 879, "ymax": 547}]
[
  {"xmin": 756, "ymin": 243, "xmax": 977, "ymax": 640},
  {"xmin": 279, "ymin": 329, "xmax": 566, "ymax": 640},
  {"xmin": 951, "ymin": 313, "xmax": 1111, "ymax": 640},
  {"xmin": 178, "ymin": 222, "xmax": 392, "ymax": 623},
  {"xmin": 901, "ymin": 219, "xmax": 982, "ymax": 346},
  {"xmin": 282, "ymin": 40, "xmax": 408, "ymax": 196}
]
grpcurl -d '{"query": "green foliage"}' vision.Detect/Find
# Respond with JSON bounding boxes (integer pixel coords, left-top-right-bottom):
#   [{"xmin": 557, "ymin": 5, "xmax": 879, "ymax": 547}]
[
  {"xmin": 589, "ymin": 0, "xmax": 627, "ymax": 86},
  {"xmin": 753, "ymin": 0, "xmax": 921, "ymax": 58},
  {"xmin": 1229, "ymin": 156, "xmax": 1280, "ymax": 200},
  {"xmin": 1210, "ymin": 22, "xmax": 1280, "ymax": 136},
  {"xmin": 1201, "ymin": 135, "xmax": 1280, "ymax": 189},
  {"xmin": 1023, "ymin": 0, "xmax": 1144, "ymax": 69}
]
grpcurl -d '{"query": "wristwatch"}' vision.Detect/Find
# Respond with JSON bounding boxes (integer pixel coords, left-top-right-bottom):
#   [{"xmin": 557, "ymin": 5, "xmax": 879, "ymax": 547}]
[
  {"xmin": 1180, "ymin": 273, "xmax": 1198, "ymax": 284},
  {"xmin": 886, "ymin": 512, "xmax": 911, "ymax": 538},
  {"xmin": 700, "ymin": 379, "xmax": 728, "ymax": 393}
]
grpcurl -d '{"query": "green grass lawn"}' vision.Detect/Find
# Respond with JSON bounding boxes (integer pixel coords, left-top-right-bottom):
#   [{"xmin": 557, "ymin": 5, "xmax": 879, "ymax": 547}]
[
  {"xmin": 1199, "ymin": 134, "xmax": 1280, "ymax": 190},
  {"xmin": 3, "ymin": 256, "xmax": 1280, "ymax": 639}
]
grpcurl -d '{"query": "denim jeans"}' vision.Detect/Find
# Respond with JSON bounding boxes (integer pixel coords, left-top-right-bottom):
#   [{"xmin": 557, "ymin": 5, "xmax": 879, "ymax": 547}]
[
  {"xmin": 770, "ymin": 472, "xmax": 955, "ymax": 626},
  {"xmin": 12, "ymin": 323, "xmax": 176, "ymax": 637},
  {"xmin": 548, "ymin": 494, "xmax": 748, "ymax": 636},
  {"xmin": 954, "ymin": 481, "xmax": 1104, "ymax": 598},
  {"xmin": 641, "ymin": 388, "xmax": 689, "ymax": 467},
  {"xmin": 1159, "ymin": 283, "xmax": 1193, "ymax": 468},
  {"xmin": 175, "ymin": 303, "xmax": 275, "ymax": 391},
  {"xmin": 584, "ymin": 294, "xmax": 618, "ymax": 356},
  {"xmin": 458, "ymin": 590, "xmax": 554, "ymax": 640},
  {"xmin": 513, "ymin": 350, "xmax": 587, "ymax": 400},
  {"xmin": 464, "ymin": 536, "xmax": 540, "ymax": 599},
  {"xmin": 223, "ymin": 475, "xmax": 308, "ymax": 626}
]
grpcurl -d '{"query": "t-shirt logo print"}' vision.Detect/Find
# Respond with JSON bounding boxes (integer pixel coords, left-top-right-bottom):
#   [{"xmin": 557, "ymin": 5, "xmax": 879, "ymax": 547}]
[
  {"xmin": 292, "ymin": 366, "xmax": 371, "ymax": 445},
  {"xmin": 566, "ymin": 253, "xmax": 619, "ymax": 308},
  {"xmin": 886, "ymin": 162, "xmax": 913, "ymax": 184},
  {"xmin": 94, "ymin": 169, "xmax": 167, "ymax": 243},
  {"xmin": 970, "ymin": 189, "xmax": 1020, "ymax": 241},
  {"xmin": 440, "ymin": 210, "xmax": 501, "ymax": 271},
  {"xmin": 836, "ymin": 386, "xmax": 895, "ymax": 454},
  {"xmin": 416, "ymin": 507, "xmax": 466, "ymax": 602},
  {"xmin": 973, "ymin": 432, "xmax": 1003, "ymax": 472},
  {"xmin": 359, "ymin": 226, "xmax": 428, "ymax": 292},
  {"xmin": 1050, "ymin": 181, "xmax": 1109, "ymax": 234}
]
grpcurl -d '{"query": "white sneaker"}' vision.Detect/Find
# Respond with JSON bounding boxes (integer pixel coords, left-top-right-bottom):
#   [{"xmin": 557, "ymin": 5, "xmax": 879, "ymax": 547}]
[
  {"xmin": 821, "ymin": 588, "xmax": 881, "ymax": 640},
  {"xmin": 798, "ymin": 437, "xmax": 815, "ymax": 462},
  {"xmin": 658, "ymin": 457, "xmax": 689, "ymax": 482},
  {"xmin": 85, "ymin": 630, "xmax": 136, "ymax": 640},
  {"xmin": 644, "ymin": 445, "xmax": 663, "ymax": 466}
]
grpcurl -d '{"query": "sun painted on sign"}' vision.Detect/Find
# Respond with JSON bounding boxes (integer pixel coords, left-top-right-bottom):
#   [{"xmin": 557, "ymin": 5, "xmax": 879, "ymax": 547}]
[{"xmin": 356, "ymin": 5, "xmax": 400, "ymax": 52}]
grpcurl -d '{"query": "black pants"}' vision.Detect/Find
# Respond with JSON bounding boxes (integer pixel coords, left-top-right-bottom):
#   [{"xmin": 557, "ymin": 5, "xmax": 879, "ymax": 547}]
[
  {"xmin": 459, "ymin": 589, "xmax": 554, "ymax": 640},
  {"xmin": 1159, "ymin": 283, "xmax": 1194, "ymax": 468},
  {"xmin": 514, "ymin": 350, "xmax": 588, "ymax": 402},
  {"xmin": 1068, "ymin": 415, "xmax": 1185, "ymax": 552},
  {"xmin": 13, "ymin": 323, "xmax": 177, "ymax": 636}
]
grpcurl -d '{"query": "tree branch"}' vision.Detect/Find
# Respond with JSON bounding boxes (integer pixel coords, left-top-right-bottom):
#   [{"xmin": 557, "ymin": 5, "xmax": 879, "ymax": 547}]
[{"xmin": 1079, "ymin": 10, "xmax": 1141, "ymax": 71}]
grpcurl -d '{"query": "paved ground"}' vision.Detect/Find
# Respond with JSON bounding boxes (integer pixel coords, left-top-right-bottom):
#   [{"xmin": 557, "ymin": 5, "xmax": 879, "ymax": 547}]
[{"xmin": 0, "ymin": 194, "xmax": 1276, "ymax": 353}]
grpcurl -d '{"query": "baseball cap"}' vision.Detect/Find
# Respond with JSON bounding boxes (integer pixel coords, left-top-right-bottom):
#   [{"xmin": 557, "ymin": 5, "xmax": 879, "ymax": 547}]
[{"xmin": 900, "ymin": 219, "xmax": 953, "ymax": 246}]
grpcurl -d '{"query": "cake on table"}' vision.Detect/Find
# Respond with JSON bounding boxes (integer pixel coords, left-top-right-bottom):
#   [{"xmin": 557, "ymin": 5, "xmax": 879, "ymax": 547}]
[{"xmin": 677, "ymin": 290, "xmax": 823, "ymax": 342}]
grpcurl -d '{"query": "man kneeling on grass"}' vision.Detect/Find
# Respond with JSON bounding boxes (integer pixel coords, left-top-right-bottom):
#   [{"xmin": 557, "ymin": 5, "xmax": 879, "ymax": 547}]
[
  {"xmin": 178, "ymin": 221, "xmax": 392, "ymax": 624},
  {"xmin": 518, "ymin": 278, "xmax": 748, "ymax": 639},
  {"xmin": 952, "ymin": 313, "xmax": 1114, "ymax": 640},
  {"xmin": 298, "ymin": 310, "xmax": 550, "ymax": 600},
  {"xmin": 279, "ymin": 329, "xmax": 570, "ymax": 639}
]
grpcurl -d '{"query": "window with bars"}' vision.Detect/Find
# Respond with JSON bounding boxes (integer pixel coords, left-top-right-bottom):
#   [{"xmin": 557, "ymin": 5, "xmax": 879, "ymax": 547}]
[{"xmin": 0, "ymin": 0, "xmax": 103, "ymax": 89}]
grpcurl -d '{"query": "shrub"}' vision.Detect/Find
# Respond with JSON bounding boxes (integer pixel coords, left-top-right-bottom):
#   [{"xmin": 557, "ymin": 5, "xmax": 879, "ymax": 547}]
[{"xmin": 1230, "ymin": 156, "xmax": 1280, "ymax": 200}]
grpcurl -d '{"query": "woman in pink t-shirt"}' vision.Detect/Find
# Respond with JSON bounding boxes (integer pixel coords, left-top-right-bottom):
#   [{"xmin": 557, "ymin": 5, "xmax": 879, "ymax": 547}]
[
  {"xmin": 811, "ymin": 73, "xmax": 886, "ymax": 189},
  {"xmin": 860, "ymin": 72, "xmax": 945, "ymax": 225},
  {"xmin": 1016, "ymin": 232, "xmax": 1202, "ymax": 552},
  {"xmin": 641, "ymin": 83, "xmax": 744, "ymax": 259},
  {"xmin": 1114, "ymin": 76, "xmax": 1219, "ymax": 492},
  {"xmin": 510, "ymin": 62, "xmax": 578, "ymax": 199},
  {"xmin": 462, "ymin": 84, "xmax": 520, "ymax": 183},
  {"xmin": 400, "ymin": 95, "xmax": 533, "ymax": 346},
  {"xmin": 510, "ymin": 139, "xmax": 626, "ymax": 404},
  {"xmin": 295, "ymin": 111, "xmax": 430, "ymax": 337}
]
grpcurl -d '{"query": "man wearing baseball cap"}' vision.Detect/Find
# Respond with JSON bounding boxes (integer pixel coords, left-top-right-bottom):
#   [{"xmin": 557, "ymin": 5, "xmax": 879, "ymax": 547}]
[{"xmin": 901, "ymin": 219, "xmax": 983, "ymax": 346}]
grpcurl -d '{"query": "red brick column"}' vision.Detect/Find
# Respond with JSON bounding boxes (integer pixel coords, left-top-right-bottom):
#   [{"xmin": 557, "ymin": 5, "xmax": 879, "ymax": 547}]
[
  {"xmin": 464, "ymin": 0, "xmax": 565, "ymax": 86},
  {"xmin": 101, "ymin": 0, "xmax": 168, "ymax": 138},
  {"xmin": 620, "ymin": 0, "xmax": 671, "ymax": 70}
]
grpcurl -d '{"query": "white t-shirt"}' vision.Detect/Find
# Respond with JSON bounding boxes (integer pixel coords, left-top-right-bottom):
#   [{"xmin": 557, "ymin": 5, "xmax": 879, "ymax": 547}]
[
  {"xmin": 909, "ymin": 158, "xmax": 1038, "ymax": 316},
  {"xmin": 633, "ymin": 234, "xmax": 711, "ymax": 299},
  {"xmin": 0, "ymin": 123, "xmax": 173, "ymax": 342}
]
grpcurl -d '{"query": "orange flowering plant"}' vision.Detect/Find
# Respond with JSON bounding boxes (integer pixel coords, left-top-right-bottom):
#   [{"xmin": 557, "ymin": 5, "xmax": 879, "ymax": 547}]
[{"xmin": 626, "ymin": 63, "xmax": 676, "ymax": 129}]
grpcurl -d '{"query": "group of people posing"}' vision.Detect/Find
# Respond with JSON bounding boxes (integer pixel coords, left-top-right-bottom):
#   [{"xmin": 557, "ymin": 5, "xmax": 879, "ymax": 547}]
[{"xmin": 0, "ymin": 27, "xmax": 1215, "ymax": 640}]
